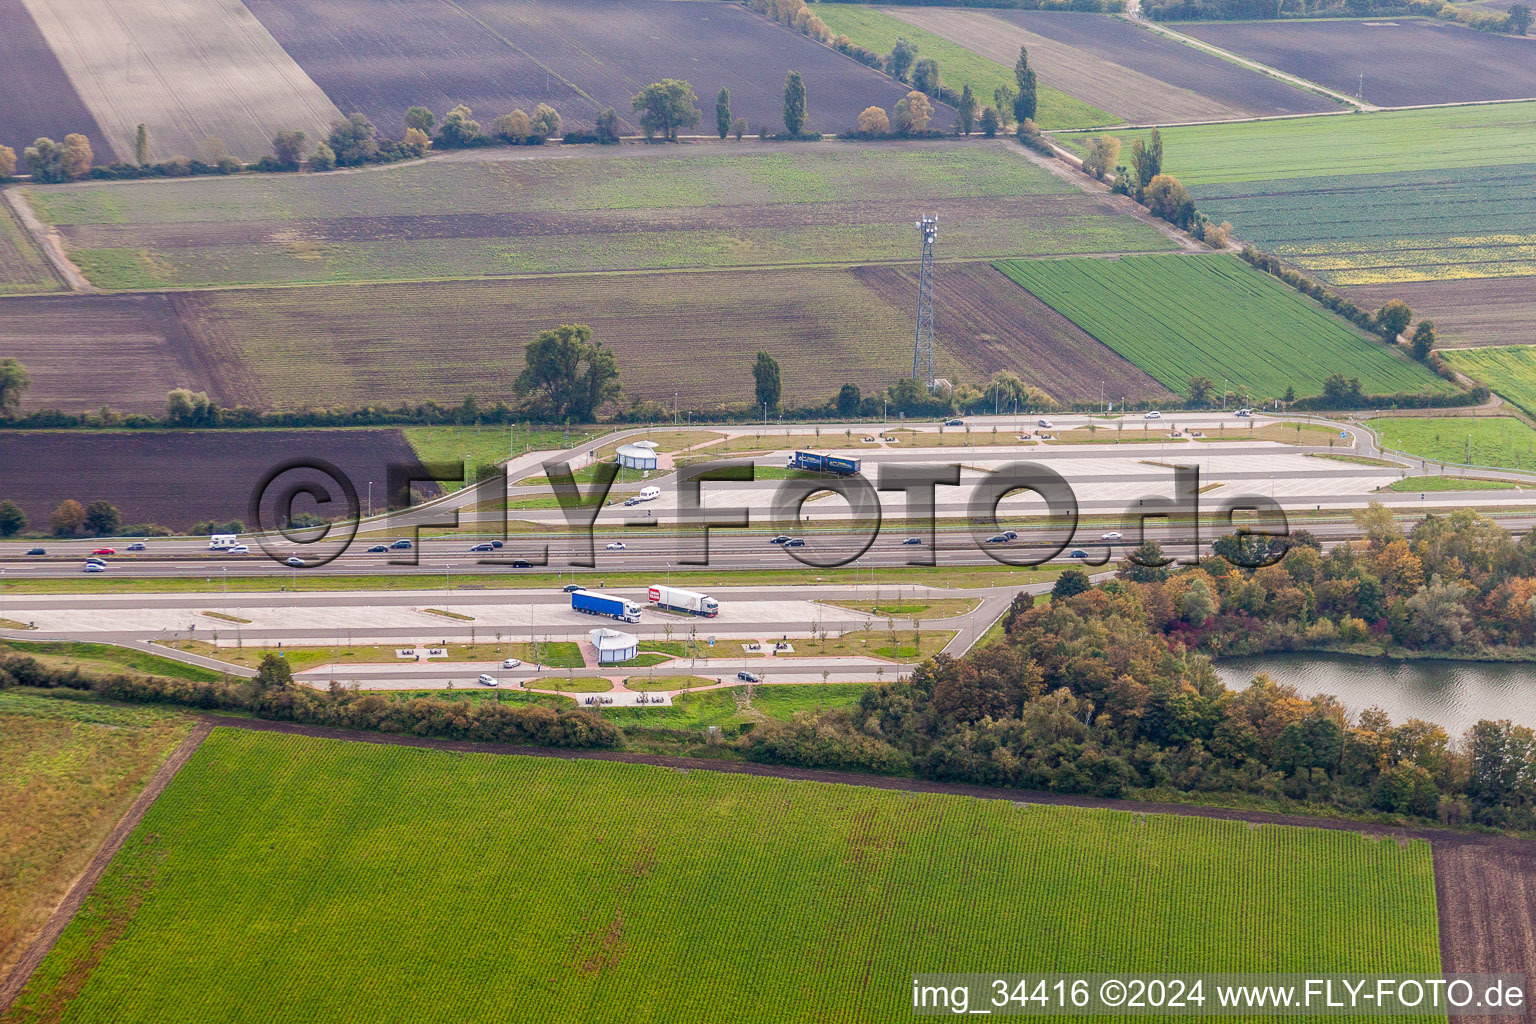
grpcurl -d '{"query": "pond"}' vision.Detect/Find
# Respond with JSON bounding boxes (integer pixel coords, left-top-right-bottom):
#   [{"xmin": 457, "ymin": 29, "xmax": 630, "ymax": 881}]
[{"xmin": 1215, "ymin": 652, "xmax": 1536, "ymax": 737}]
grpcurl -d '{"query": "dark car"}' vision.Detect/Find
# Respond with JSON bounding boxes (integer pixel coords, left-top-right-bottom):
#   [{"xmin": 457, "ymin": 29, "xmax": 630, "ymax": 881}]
[
  {"xmin": 902, "ymin": 537, "xmax": 923, "ymax": 545},
  {"xmin": 769, "ymin": 535, "xmax": 791, "ymax": 544},
  {"xmin": 367, "ymin": 545, "xmax": 388, "ymax": 553},
  {"xmin": 470, "ymin": 543, "xmax": 495, "ymax": 552},
  {"xmin": 126, "ymin": 542, "xmax": 147, "ymax": 552},
  {"xmin": 25, "ymin": 547, "xmax": 45, "ymax": 555},
  {"xmin": 491, "ymin": 540, "xmax": 503, "ymax": 548},
  {"xmin": 944, "ymin": 418, "xmax": 964, "ymax": 427},
  {"xmin": 1070, "ymin": 549, "xmax": 1088, "ymax": 559},
  {"xmin": 986, "ymin": 534, "xmax": 1009, "ymax": 544},
  {"xmin": 563, "ymin": 584, "xmax": 586, "ymax": 593},
  {"xmin": 389, "ymin": 539, "xmax": 413, "ymax": 550},
  {"xmin": 509, "ymin": 559, "xmax": 533, "ymax": 568},
  {"xmin": 784, "ymin": 538, "xmax": 805, "ymax": 547},
  {"xmin": 737, "ymin": 671, "xmax": 762, "ymax": 683},
  {"xmin": 1003, "ymin": 530, "xmax": 1018, "ymax": 540}
]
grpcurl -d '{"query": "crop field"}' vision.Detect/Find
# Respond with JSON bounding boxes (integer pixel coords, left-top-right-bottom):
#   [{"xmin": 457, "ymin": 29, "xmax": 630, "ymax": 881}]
[
  {"xmin": 0, "ymin": 429, "xmax": 429, "ymax": 529},
  {"xmin": 994, "ymin": 254, "xmax": 1453, "ymax": 400},
  {"xmin": 23, "ymin": 144, "xmax": 1176, "ymax": 289},
  {"xmin": 0, "ymin": 692, "xmax": 191, "ymax": 982},
  {"xmin": 883, "ymin": 7, "xmax": 1334, "ymax": 124},
  {"xmin": 0, "ymin": 0, "xmax": 114, "ymax": 169},
  {"xmin": 15, "ymin": 0, "xmax": 340, "ymax": 162},
  {"xmin": 812, "ymin": 5, "xmax": 1112, "ymax": 130},
  {"xmin": 250, "ymin": 0, "xmax": 922, "ymax": 137},
  {"xmin": 1441, "ymin": 348, "xmax": 1536, "ymax": 420},
  {"xmin": 1182, "ymin": 19, "xmax": 1536, "ymax": 107},
  {"xmin": 1366, "ymin": 415, "xmax": 1536, "ymax": 472},
  {"xmin": 1347, "ymin": 277, "xmax": 1536, "ymax": 349},
  {"xmin": 0, "ymin": 204, "xmax": 62, "ymax": 297},
  {"xmin": 4, "ymin": 727, "xmax": 1442, "ymax": 1023},
  {"xmin": 0, "ymin": 294, "xmax": 223, "ymax": 414},
  {"xmin": 850, "ymin": 263, "xmax": 1172, "ymax": 403},
  {"xmin": 1055, "ymin": 101, "xmax": 1536, "ymax": 185}
]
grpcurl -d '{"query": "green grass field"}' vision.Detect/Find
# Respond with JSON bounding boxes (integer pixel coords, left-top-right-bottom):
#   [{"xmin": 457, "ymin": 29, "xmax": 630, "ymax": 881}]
[
  {"xmin": 6, "ymin": 727, "xmax": 1440, "ymax": 1023},
  {"xmin": 0, "ymin": 639, "xmax": 226, "ymax": 682},
  {"xmin": 0, "ymin": 201, "xmax": 62, "ymax": 296},
  {"xmin": 1053, "ymin": 102, "xmax": 1536, "ymax": 185},
  {"xmin": 1442, "ymin": 347, "xmax": 1536, "ymax": 420},
  {"xmin": 994, "ymin": 254, "xmax": 1453, "ymax": 400},
  {"xmin": 1367, "ymin": 416, "xmax": 1536, "ymax": 472},
  {"xmin": 1382, "ymin": 475, "xmax": 1518, "ymax": 492},
  {"xmin": 403, "ymin": 425, "xmax": 600, "ymax": 489},
  {"xmin": 812, "ymin": 5, "xmax": 1115, "ymax": 130}
]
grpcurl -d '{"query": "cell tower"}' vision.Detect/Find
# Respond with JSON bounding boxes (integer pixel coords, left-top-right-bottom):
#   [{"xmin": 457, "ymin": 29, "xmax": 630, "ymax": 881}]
[{"xmin": 912, "ymin": 216, "xmax": 937, "ymax": 387}]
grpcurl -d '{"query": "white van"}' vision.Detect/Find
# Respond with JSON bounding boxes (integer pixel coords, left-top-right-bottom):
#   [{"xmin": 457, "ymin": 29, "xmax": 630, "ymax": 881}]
[
  {"xmin": 638, "ymin": 486, "xmax": 661, "ymax": 502},
  {"xmin": 1037, "ymin": 418, "xmax": 1054, "ymax": 428},
  {"xmin": 208, "ymin": 534, "xmax": 239, "ymax": 550}
]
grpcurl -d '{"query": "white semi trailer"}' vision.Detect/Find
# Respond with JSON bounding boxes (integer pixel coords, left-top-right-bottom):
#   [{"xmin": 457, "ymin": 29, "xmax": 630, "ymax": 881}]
[{"xmin": 647, "ymin": 585, "xmax": 719, "ymax": 617}]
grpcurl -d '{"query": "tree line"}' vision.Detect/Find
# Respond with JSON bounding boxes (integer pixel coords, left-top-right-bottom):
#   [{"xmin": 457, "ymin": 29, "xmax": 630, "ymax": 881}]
[{"xmin": 1144, "ymin": 0, "xmax": 1528, "ymax": 33}]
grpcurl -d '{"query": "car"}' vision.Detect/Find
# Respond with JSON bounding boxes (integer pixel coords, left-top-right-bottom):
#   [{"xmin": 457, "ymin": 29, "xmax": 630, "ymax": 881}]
[
  {"xmin": 227, "ymin": 545, "xmax": 250, "ymax": 555},
  {"xmin": 1037, "ymin": 418, "xmax": 1054, "ymax": 429},
  {"xmin": 284, "ymin": 556, "xmax": 306, "ymax": 567},
  {"xmin": 491, "ymin": 540, "xmax": 503, "ymax": 548},
  {"xmin": 1003, "ymin": 530, "xmax": 1018, "ymax": 540},
  {"xmin": 509, "ymin": 559, "xmax": 533, "ymax": 569},
  {"xmin": 126, "ymin": 542, "xmax": 146, "ymax": 552},
  {"xmin": 84, "ymin": 562, "xmax": 106, "ymax": 573},
  {"xmin": 501, "ymin": 658, "xmax": 522, "ymax": 669},
  {"xmin": 367, "ymin": 545, "xmax": 388, "ymax": 553},
  {"xmin": 737, "ymin": 671, "xmax": 762, "ymax": 683},
  {"xmin": 769, "ymin": 535, "xmax": 791, "ymax": 544},
  {"xmin": 562, "ymin": 584, "xmax": 586, "ymax": 593},
  {"xmin": 1235, "ymin": 408, "xmax": 1252, "ymax": 418},
  {"xmin": 91, "ymin": 547, "xmax": 116, "ymax": 556},
  {"xmin": 605, "ymin": 541, "xmax": 626, "ymax": 550},
  {"xmin": 470, "ymin": 542, "xmax": 495, "ymax": 552},
  {"xmin": 784, "ymin": 538, "xmax": 805, "ymax": 547},
  {"xmin": 85, "ymin": 557, "xmax": 106, "ymax": 566},
  {"xmin": 1144, "ymin": 410, "xmax": 1162, "ymax": 419},
  {"xmin": 861, "ymin": 436, "xmax": 877, "ymax": 442},
  {"xmin": 944, "ymin": 418, "xmax": 964, "ymax": 427},
  {"xmin": 25, "ymin": 547, "xmax": 45, "ymax": 555},
  {"xmin": 985, "ymin": 534, "xmax": 1009, "ymax": 544},
  {"xmin": 1070, "ymin": 549, "xmax": 1089, "ymax": 559},
  {"xmin": 389, "ymin": 539, "xmax": 413, "ymax": 549},
  {"xmin": 902, "ymin": 537, "xmax": 923, "ymax": 545},
  {"xmin": 1101, "ymin": 531, "xmax": 1123, "ymax": 541},
  {"xmin": 624, "ymin": 497, "xmax": 641, "ymax": 506},
  {"xmin": 477, "ymin": 674, "xmax": 499, "ymax": 687}
]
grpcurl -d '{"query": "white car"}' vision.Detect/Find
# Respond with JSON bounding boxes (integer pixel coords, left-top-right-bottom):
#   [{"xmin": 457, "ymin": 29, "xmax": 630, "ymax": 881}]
[
  {"xmin": 1235, "ymin": 408, "xmax": 1253, "ymax": 417},
  {"xmin": 1144, "ymin": 410, "xmax": 1162, "ymax": 419},
  {"xmin": 605, "ymin": 541, "xmax": 626, "ymax": 550},
  {"xmin": 477, "ymin": 674, "xmax": 499, "ymax": 687},
  {"xmin": 501, "ymin": 658, "xmax": 522, "ymax": 669},
  {"xmin": 1037, "ymin": 418, "xmax": 1054, "ymax": 428},
  {"xmin": 227, "ymin": 544, "xmax": 250, "ymax": 554},
  {"xmin": 84, "ymin": 562, "xmax": 107, "ymax": 573},
  {"xmin": 1101, "ymin": 531, "xmax": 1123, "ymax": 541}
]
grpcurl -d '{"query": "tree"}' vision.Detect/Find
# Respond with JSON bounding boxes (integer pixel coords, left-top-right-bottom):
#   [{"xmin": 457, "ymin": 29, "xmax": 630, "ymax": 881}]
[
  {"xmin": 61, "ymin": 134, "xmax": 92, "ymax": 179},
  {"xmin": 532, "ymin": 103, "xmax": 562, "ymax": 140},
  {"xmin": 272, "ymin": 130, "xmax": 306, "ymax": 171},
  {"xmin": 85, "ymin": 500, "xmax": 121, "ymax": 536},
  {"xmin": 893, "ymin": 91, "xmax": 933, "ymax": 134},
  {"xmin": 328, "ymin": 113, "xmax": 379, "ymax": 165},
  {"xmin": 25, "ymin": 135, "xmax": 92, "ymax": 183},
  {"xmin": 1507, "ymin": 3, "xmax": 1531, "ymax": 33},
  {"xmin": 753, "ymin": 351, "xmax": 782, "ymax": 411},
  {"xmin": 1375, "ymin": 299, "xmax": 1413, "ymax": 342},
  {"xmin": 857, "ymin": 106, "xmax": 889, "ymax": 134},
  {"xmin": 404, "ymin": 106, "xmax": 437, "ymax": 134},
  {"xmin": 0, "ymin": 500, "xmax": 24, "ymax": 537},
  {"xmin": 595, "ymin": 108, "xmax": 622, "ymax": 144},
  {"xmin": 307, "ymin": 142, "xmax": 336, "ymax": 172},
  {"xmin": 135, "ymin": 123, "xmax": 150, "ymax": 165},
  {"xmin": 632, "ymin": 80, "xmax": 701, "ymax": 142},
  {"xmin": 836, "ymin": 383, "xmax": 862, "ymax": 417},
  {"xmin": 1187, "ymin": 376, "xmax": 1217, "ymax": 407},
  {"xmin": 783, "ymin": 71, "xmax": 807, "ymax": 136},
  {"xmin": 165, "ymin": 388, "xmax": 212, "ymax": 424},
  {"xmin": 731, "ymin": 117, "xmax": 747, "ymax": 141},
  {"xmin": 1053, "ymin": 568, "xmax": 1091, "ymax": 600},
  {"xmin": 254, "ymin": 652, "xmax": 293, "ymax": 692},
  {"xmin": 955, "ymin": 84, "xmax": 976, "ymax": 135},
  {"xmin": 436, "ymin": 105, "xmax": 482, "ymax": 147},
  {"xmin": 1118, "ymin": 539, "xmax": 1172, "ymax": 583},
  {"xmin": 0, "ymin": 145, "xmax": 14, "ymax": 180},
  {"xmin": 1144, "ymin": 174, "xmax": 1194, "ymax": 228},
  {"xmin": 911, "ymin": 58, "xmax": 940, "ymax": 97},
  {"xmin": 403, "ymin": 127, "xmax": 431, "ymax": 158},
  {"xmin": 1080, "ymin": 135, "xmax": 1121, "ymax": 181},
  {"xmin": 1013, "ymin": 47, "xmax": 1037, "ymax": 123},
  {"xmin": 1410, "ymin": 320, "xmax": 1436, "ymax": 361},
  {"xmin": 51, "ymin": 499, "xmax": 85, "ymax": 537},
  {"xmin": 0, "ymin": 358, "xmax": 29, "ymax": 418},
  {"xmin": 493, "ymin": 109, "xmax": 533, "ymax": 144},
  {"xmin": 716, "ymin": 87, "xmax": 732, "ymax": 139},
  {"xmin": 978, "ymin": 106, "xmax": 1000, "ymax": 138},
  {"xmin": 514, "ymin": 325, "xmax": 621, "ymax": 421},
  {"xmin": 886, "ymin": 37, "xmax": 916, "ymax": 82},
  {"xmin": 993, "ymin": 85, "xmax": 1016, "ymax": 127},
  {"xmin": 1322, "ymin": 373, "xmax": 1366, "ymax": 408}
]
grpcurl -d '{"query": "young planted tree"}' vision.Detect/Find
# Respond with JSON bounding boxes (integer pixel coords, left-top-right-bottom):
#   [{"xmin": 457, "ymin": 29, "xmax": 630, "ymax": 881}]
[
  {"xmin": 955, "ymin": 84, "xmax": 976, "ymax": 135},
  {"xmin": 716, "ymin": 87, "xmax": 732, "ymax": 139},
  {"xmin": 993, "ymin": 85, "xmax": 1016, "ymax": 128},
  {"xmin": 632, "ymin": 79, "xmax": 702, "ymax": 141},
  {"xmin": 135, "ymin": 123, "xmax": 150, "ymax": 165},
  {"xmin": 731, "ymin": 117, "xmax": 748, "ymax": 140},
  {"xmin": 783, "ymin": 71, "xmax": 807, "ymax": 136},
  {"xmin": 753, "ymin": 351, "xmax": 782, "ymax": 411},
  {"xmin": 1013, "ymin": 47, "xmax": 1037, "ymax": 124}
]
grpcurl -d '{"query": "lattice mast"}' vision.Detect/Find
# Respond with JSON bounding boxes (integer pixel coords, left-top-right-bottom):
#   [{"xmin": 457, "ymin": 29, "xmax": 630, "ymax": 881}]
[{"xmin": 912, "ymin": 216, "xmax": 938, "ymax": 388}]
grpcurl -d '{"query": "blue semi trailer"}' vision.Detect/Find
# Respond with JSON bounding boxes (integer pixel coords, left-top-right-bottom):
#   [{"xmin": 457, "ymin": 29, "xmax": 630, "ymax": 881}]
[
  {"xmin": 571, "ymin": 591, "xmax": 642, "ymax": 623},
  {"xmin": 787, "ymin": 451, "xmax": 862, "ymax": 475}
]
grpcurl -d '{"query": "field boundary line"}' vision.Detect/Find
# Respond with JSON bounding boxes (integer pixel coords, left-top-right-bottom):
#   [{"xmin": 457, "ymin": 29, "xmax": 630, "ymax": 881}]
[
  {"xmin": 0, "ymin": 719, "xmax": 214, "ymax": 1014},
  {"xmin": 2, "ymin": 189, "xmax": 92, "ymax": 293}
]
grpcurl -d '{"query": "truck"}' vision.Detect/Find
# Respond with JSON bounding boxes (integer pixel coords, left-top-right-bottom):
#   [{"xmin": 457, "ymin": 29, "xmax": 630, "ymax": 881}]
[
  {"xmin": 208, "ymin": 534, "xmax": 239, "ymax": 550},
  {"xmin": 787, "ymin": 451, "xmax": 862, "ymax": 476},
  {"xmin": 648, "ymin": 585, "xmax": 719, "ymax": 617},
  {"xmin": 571, "ymin": 591, "xmax": 642, "ymax": 623}
]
